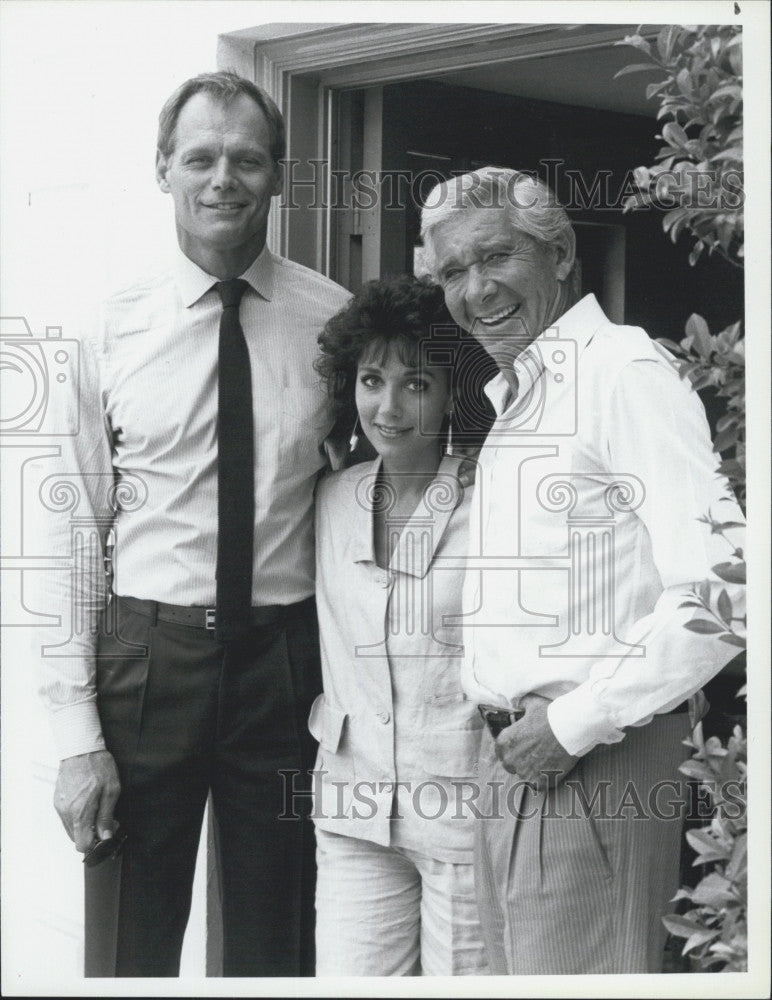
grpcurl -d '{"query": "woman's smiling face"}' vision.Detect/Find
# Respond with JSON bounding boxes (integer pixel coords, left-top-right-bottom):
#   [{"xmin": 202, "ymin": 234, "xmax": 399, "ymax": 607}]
[{"xmin": 355, "ymin": 340, "xmax": 451, "ymax": 471}]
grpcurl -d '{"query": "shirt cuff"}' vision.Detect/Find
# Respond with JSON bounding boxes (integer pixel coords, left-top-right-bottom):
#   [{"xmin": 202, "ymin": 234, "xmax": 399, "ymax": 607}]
[
  {"xmin": 50, "ymin": 699, "xmax": 106, "ymax": 760},
  {"xmin": 547, "ymin": 687, "xmax": 625, "ymax": 758}
]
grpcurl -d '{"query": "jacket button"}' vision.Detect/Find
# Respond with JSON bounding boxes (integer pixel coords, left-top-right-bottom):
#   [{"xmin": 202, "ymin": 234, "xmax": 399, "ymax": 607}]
[{"xmin": 377, "ymin": 711, "xmax": 391, "ymax": 724}]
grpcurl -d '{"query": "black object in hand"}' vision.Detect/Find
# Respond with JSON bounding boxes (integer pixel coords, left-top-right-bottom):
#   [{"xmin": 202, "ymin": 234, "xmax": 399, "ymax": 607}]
[
  {"xmin": 478, "ymin": 705, "xmax": 525, "ymax": 738},
  {"xmin": 83, "ymin": 827, "xmax": 127, "ymax": 867}
]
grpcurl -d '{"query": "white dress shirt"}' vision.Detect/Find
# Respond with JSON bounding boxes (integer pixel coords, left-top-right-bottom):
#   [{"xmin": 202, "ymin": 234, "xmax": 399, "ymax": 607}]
[
  {"xmin": 35, "ymin": 246, "xmax": 350, "ymax": 758},
  {"xmin": 460, "ymin": 294, "xmax": 746, "ymax": 757}
]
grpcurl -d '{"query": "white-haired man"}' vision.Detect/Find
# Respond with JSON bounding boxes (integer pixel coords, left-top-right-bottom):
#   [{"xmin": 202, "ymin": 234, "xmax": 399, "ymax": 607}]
[{"xmin": 420, "ymin": 167, "xmax": 745, "ymax": 974}]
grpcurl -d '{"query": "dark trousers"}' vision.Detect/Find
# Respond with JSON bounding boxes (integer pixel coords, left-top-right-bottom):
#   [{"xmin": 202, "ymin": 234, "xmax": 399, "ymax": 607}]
[{"xmin": 85, "ymin": 595, "xmax": 320, "ymax": 977}]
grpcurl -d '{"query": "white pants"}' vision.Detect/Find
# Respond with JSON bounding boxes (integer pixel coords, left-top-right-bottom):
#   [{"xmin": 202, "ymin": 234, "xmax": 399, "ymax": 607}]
[{"xmin": 314, "ymin": 828, "xmax": 489, "ymax": 976}]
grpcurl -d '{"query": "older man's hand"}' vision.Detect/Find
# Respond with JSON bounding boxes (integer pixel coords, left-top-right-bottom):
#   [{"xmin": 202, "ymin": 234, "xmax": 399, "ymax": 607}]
[
  {"xmin": 494, "ymin": 693, "xmax": 579, "ymax": 790},
  {"xmin": 54, "ymin": 750, "xmax": 121, "ymax": 852}
]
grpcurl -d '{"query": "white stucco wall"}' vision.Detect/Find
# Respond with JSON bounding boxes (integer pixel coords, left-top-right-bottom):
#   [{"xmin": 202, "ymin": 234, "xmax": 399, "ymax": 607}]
[{"xmin": 0, "ymin": 2, "xmax": 266, "ymax": 990}]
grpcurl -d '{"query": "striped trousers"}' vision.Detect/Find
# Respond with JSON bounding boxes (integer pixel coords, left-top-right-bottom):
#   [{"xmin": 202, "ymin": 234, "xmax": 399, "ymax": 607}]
[{"xmin": 473, "ymin": 713, "xmax": 692, "ymax": 974}]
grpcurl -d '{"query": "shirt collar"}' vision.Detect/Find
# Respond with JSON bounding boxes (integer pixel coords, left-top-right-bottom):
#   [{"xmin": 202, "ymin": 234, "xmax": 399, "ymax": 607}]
[
  {"xmin": 172, "ymin": 245, "xmax": 275, "ymax": 308},
  {"xmin": 484, "ymin": 293, "xmax": 607, "ymax": 417},
  {"xmin": 351, "ymin": 454, "xmax": 464, "ymax": 578}
]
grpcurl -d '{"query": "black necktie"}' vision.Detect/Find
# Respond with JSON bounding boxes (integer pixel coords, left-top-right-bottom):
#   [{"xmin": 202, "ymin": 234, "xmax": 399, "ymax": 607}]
[{"xmin": 214, "ymin": 279, "xmax": 253, "ymax": 642}]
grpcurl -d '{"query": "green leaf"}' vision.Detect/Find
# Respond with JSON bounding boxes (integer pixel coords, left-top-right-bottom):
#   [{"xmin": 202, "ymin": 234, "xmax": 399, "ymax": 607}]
[
  {"xmin": 614, "ymin": 63, "xmax": 661, "ymax": 79},
  {"xmin": 716, "ymin": 589, "xmax": 732, "ymax": 624},
  {"xmin": 719, "ymin": 633, "xmax": 746, "ymax": 649},
  {"xmin": 669, "ymin": 213, "xmax": 691, "ymax": 243},
  {"xmin": 713, "ymin": 427, "xmax": 739, "ymax": 452},
  {"xmin": 685, "ymin": 314, "xmax": 713, "ymax": 356},
  {"xmin": 698, "ymin": 579, "xmax": 711, "ymax": 604},
  {"xmin": 712, "ymin": 561, "xmax": 746, "ymax": 584},
  {"xmin": 662, "ymin": 121, "xmax": 689, "ymax": 147},
  {"xmin": 662, "ymin": 914, "xmax": 705, "ymax": 939},
  {"xmin": 686, "ymin": 829, "xmax": 730, "ymax": 863},
  {"xmin": 679, "ymin": 758, "xmax": 717, "ymax": 783},
  {"xmin": 684, "ymin": 619, "xmax": 725, "ymax": 635},
  {"xmin": 691, "ymin": 872, "xmax": 735, "ymax": 907},
  {"xmin": 713, "ymin": 148, "xmax": 744, "ymax": 162},
  {"xmin": 663, "ymin": 208, "xmax": 689, "ymax": 234},
  {"xmin": 656, "ymin": 337, "xmax": 686, "ymax": 354},
  {"xmin": 676, "ymin": 67, "xmax": 693, "ymax": 97},
  {"xmin": 656, "ymin": 26, "xmax": 673, "ymax": 61},
  {"xmin": 632, "ymin": 165, "xmax": 651, "ymax": 187},
  {"xmin": 683, "ymin": 927, "xmax": 722, "ymax": 955},
  {"xmin": 711, "ymin": 84, "xmax": 743, "ymax": 101},
  {"xmin": 717, "ymin": 459, "xmax": 745, "ymax": 479},
  {"xmin": 726, "ymin": 833, "xmax": 747, "ymax": 882},
  {"xmin": 715, "ymin": 414, "xmax": 738, "ymax": 432},
  {"xmin": 618, "ymin": 34, "xmax": 652, "ymax": 57},
  {"xmin": 704, "ymin": 735, "xmax": 727, "ymax": 757},
  {"xmin": 646, "ymin": 81, "xmax": 670, "ymax": 100}
]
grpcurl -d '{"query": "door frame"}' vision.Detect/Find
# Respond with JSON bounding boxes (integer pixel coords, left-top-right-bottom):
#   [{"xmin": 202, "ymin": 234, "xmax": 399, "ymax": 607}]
[{"xmin": 216, "ymin": 22, "xmax": 658, "ymax": 281}]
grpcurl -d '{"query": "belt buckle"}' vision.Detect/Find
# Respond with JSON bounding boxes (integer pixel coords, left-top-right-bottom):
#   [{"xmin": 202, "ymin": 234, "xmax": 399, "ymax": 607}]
[{"xmin": 205, "ymin": 608, "xmax": 216, "ymax": 630}]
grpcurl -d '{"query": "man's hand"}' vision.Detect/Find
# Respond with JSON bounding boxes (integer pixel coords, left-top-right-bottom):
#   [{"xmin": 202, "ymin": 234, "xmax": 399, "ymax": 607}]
[
  {"xmin": 453, "ymin": 444, "xmax": 481, "ymax": 488},
  {"xmin": 54, "ymin": 750, "xmax": 121, "ymax": 852},
  {"xmin": 494, "ymin": 693, "xmax": 579, "ymax": 790}
]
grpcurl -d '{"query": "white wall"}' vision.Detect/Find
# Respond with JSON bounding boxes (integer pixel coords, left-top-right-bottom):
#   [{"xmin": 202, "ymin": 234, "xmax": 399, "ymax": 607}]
[
  {"xmin": 0, "ymin": 1, "xmax": 276, "ymax": 328},
  {"xmin": 0, "ymin": 2, "xmax": 271, "ymax": 990}
]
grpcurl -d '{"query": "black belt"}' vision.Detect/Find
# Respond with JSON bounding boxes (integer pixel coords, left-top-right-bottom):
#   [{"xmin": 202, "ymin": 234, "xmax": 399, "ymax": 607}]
[{"xmin": 119, "ymin": 595, "xmax": 309, "ymax": 630}]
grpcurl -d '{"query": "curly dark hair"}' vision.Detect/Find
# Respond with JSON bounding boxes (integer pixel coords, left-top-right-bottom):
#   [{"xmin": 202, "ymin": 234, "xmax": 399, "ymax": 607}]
[{"xmin": 316, "ymin": 275, "xmax": 460, "ymax": 442}]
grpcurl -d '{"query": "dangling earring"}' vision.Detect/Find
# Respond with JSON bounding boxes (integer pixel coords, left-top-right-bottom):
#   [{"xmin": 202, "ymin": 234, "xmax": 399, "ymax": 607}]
[
  {"xmin": 349, "ymin": 415, "xmax": 361, "ymax": 453},
  {"xmin": 445, "ymin": 408, "xmax": 454, "ymax": 456}
]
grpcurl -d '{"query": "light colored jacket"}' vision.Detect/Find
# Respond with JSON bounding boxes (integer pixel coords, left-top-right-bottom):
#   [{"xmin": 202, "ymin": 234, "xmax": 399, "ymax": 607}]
[{"xmin": 309, "ymin": 455, "xmax": 484, "ymax": 861}]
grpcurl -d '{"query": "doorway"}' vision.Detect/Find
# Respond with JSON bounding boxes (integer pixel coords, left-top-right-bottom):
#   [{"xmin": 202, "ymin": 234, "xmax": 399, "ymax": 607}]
[{"xmin": 328, "ymin": 78, "xmax": 657, "ymax": 323}]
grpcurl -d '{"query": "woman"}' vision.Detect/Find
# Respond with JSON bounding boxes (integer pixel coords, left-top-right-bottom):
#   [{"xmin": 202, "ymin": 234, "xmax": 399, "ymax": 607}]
[{"xmin": 310, "ymin": 276, "xmax": 489, "ymax": 976}]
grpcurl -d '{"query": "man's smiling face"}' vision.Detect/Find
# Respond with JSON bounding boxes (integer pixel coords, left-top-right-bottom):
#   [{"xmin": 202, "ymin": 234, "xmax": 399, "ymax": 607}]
[
  {"xmin": 431, "ymin": 207, "xmax": 574, "ymax": 372},
  {"xmin": 155, "ymin": 91, "xmax": 282, "ymax": 272}
]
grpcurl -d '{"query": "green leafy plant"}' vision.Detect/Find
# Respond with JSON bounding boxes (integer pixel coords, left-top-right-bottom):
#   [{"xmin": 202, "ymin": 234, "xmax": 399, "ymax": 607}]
[
  {"xmin": 658, "ymin": 315, "xmax": 745, "ymax": 509},
  {"xmin": 663, "ymin": 719, "xmax": 747, "ymax": 970},
  {"xmin": 616, "ymin": 24, "xmax": 747, "ymax": 973},
  {"xmin": 615, "ymin": 25, "xmax": 743, "ymax": 267},
  {"xmin": 663, "ymin": 524, "xmax": 747, "ymax": 972}
]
